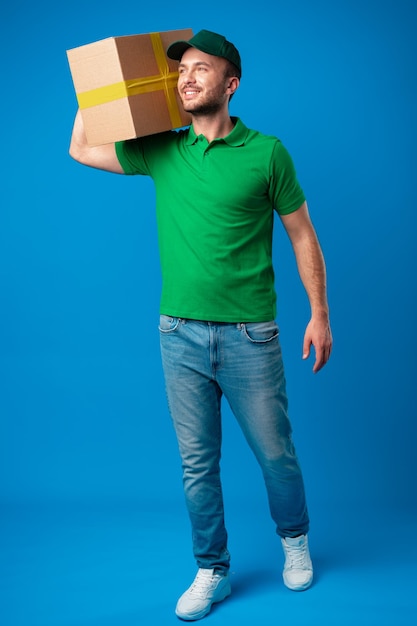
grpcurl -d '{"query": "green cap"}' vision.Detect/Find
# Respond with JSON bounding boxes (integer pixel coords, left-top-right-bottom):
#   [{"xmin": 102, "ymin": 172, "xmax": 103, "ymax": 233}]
[{"xmin": 167, "ymin": 29, "xmax": 241, "ymax": 76}]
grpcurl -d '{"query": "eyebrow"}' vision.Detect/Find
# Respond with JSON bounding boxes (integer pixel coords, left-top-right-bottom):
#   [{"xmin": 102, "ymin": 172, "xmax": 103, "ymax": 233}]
[{"xmin": 178, "ymin": 61, "xmax": 212, "ymax": 70}]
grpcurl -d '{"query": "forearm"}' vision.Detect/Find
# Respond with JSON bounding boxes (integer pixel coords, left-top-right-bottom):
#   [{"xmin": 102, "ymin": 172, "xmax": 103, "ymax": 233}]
[
  {"xmin": 292, "ymin": 228, "xmax": 329, "ymax": 319},
  {"xmin": 281, "ymin": 204, "xmax": 333, "ymax": 371},
  {"xmin": 292, "ymin": 226, "xmax": 332, "ymax": 371},
  {"xmin": 69, "ymin": 109, "xmax": 124, "ymax": 173}
]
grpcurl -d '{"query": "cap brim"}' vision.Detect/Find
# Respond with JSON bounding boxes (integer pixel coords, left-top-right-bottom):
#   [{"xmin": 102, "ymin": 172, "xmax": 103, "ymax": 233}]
[{"xmin": 166, "ymin": 40, "xmax": 193, "ymax": 60}]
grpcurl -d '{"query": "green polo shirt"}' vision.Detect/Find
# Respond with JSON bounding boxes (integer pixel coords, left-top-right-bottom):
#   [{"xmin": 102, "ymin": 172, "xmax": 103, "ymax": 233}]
[{"xmin": 115, "ymin": 118, "xmax": 305, "ymax": 322}]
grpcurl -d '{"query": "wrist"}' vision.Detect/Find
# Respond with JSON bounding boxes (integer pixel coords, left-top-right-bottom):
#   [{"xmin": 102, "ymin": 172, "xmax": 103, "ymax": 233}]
[{"xmin": 311, "ymin": 307, "xmax": 330, "ymax": 321}]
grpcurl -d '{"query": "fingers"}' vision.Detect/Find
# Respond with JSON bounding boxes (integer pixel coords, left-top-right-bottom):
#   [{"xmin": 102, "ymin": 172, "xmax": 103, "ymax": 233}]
[
  {"xmin": 303, "ymin": 322, "xmax": 332, "ymax": 373},
  {"xmin": 302, "ymin": 337, "xmax": 311, "ymax": 361},
  {"xmin": 312, "ymin": 349, "xmax": 326, "ymax": 373},
  {"xmin": 311, "ymin": 337, "xmax": 332, "ymax": 373}
]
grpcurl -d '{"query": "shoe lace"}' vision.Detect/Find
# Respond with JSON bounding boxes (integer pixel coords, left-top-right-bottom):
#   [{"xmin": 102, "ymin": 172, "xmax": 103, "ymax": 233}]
[
  {"xmin": 286, "ymin": 542, "xmax": 308, "ymax": 569},
  {"xmin": 190, "ymin": 570, "xmax": 217, "ymax": 597}
]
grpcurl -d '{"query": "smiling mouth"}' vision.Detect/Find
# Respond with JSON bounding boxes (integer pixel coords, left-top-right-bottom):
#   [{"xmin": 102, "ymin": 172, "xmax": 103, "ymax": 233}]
[{"xmin": 183, "ymin": 90, "xmax": 200, "ymax": 98}]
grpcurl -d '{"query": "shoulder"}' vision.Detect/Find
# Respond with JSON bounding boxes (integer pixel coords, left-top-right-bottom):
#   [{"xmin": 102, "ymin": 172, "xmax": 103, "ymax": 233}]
[
  {"xmin": 130, "ymin": 127, "xmax": 189, "ymax": 151},
  {"xmin": 116, "ymin": 127, "xmax": 189, "ymax": 174},
  {"xmin": 238, "ymin": 122, "xmax": 289, "ymax": 167},
  {"xmin": 237, "ymin": 120, "xmax": 284, "ymax": 153}
]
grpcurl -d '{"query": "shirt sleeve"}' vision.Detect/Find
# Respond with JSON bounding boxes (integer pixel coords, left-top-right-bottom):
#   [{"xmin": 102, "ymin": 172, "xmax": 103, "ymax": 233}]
[
  {"xmin": 269, "ymin": 141, "xmax": 306, "ymax": 215},
  {"xmin": 115, "ymin": 138, "xmax": 151, "ymax": 176}
]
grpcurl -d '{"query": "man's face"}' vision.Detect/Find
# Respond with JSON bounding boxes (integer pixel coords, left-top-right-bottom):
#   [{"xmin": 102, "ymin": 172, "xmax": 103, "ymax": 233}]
[{"xmin": 177, "ymin": 47, "xmax": 235, "ymax": 115}]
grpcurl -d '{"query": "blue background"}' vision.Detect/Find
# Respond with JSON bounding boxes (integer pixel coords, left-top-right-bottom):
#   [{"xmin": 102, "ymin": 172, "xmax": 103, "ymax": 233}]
[{"xmin": 1, "ymin": 1, "xmax": 416, "ymax": 624}]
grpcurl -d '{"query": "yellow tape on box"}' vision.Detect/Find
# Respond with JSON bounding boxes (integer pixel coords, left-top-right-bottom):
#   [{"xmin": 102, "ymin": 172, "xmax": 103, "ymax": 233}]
[{"xmin": 76, "ymin": 32, "xmax": 183, "ymax": 129}]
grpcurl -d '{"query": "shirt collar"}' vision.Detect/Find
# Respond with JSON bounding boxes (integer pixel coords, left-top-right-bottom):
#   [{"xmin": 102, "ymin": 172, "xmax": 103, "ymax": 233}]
[{"xmin": 185, "ymin": 117, "xmax": 249, "ymax": 147}]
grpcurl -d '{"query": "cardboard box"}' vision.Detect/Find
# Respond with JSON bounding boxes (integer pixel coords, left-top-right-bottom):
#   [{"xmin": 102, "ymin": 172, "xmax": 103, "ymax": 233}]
[{"xmin": 67, "ymin": 29, "xmax": 193, "ymax": 146}]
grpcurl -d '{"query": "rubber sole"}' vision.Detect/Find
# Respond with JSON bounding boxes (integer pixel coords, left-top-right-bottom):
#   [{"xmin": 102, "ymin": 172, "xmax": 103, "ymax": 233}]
[{"xmin": 175, "ymin": 582, "xmax": 231, "ymax": 621}]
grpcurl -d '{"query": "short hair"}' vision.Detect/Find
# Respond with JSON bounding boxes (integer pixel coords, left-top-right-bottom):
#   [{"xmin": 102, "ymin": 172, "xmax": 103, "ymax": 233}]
[
  {"xmin": 224, "ymin": 59, "xmax": 241, "ymax": 80},
  {"xmin": 223, "ymin": 59, "xmax": 240, "ymax": 102}
]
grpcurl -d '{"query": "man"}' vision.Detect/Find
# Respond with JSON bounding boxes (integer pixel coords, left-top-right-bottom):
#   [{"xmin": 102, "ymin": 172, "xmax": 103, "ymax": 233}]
[{"xmin": 69, "ymin": 29, "xmax": 332, "ymax": 621}]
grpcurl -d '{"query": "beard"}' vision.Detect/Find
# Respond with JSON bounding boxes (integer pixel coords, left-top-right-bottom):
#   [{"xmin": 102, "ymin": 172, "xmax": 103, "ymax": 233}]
[
  {"xmin": 182, "ymin": 100, "xmax": 224, "ymax": 116},
  {"xmin": 183, "ymin": 102, "xmax": 222, "ymax": 117},
  {"xmin": 180, "ymin": 84, "xmax": 227, "ymax": 116}
]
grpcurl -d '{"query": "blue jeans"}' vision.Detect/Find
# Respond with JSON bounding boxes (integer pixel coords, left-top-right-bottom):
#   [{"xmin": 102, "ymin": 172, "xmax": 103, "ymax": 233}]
[{"xmin": 159, "ymin": 316, "xmax": 309, "ymax": 573}]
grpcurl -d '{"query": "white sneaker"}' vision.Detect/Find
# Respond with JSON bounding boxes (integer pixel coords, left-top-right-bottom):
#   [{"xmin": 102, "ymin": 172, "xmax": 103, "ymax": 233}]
[
  {"xmin": 281, "ymin": 534, "xmax": 313, "ymax": 591},
  {"xmin": 175, "ymin": 568, "xmax": 231, "ymax": 620}
]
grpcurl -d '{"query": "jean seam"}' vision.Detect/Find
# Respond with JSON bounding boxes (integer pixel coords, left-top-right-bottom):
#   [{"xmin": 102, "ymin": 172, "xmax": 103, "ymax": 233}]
[
  {"xmin": 241, "ymin": 322, "xmax": 279, "ymax": 344},
  {"xmin": 158, "ymin": 315, "xmax": 181, "ymax": 333}
]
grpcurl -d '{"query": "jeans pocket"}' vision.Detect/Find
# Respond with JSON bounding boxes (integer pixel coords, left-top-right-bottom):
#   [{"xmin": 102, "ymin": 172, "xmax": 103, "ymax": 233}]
[
  {"xmin": 158, "ymin": 314, "xmax": 181, "ymax": 333},
  {"xmin": 241, "ymin": 320, "xmax": 279, "ymax": 343}
]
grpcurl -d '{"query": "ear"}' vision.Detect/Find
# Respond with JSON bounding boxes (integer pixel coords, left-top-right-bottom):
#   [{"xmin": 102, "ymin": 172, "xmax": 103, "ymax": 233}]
[{"xmin": 227, "ymin": 76, "xmax": 240, "ymax": 96}]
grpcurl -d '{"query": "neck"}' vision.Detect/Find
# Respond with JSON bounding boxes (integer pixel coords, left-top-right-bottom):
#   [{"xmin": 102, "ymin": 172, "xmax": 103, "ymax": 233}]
[{"xmin": 190, "ymin": 110, "xmax": 235, "ymax": 143}]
